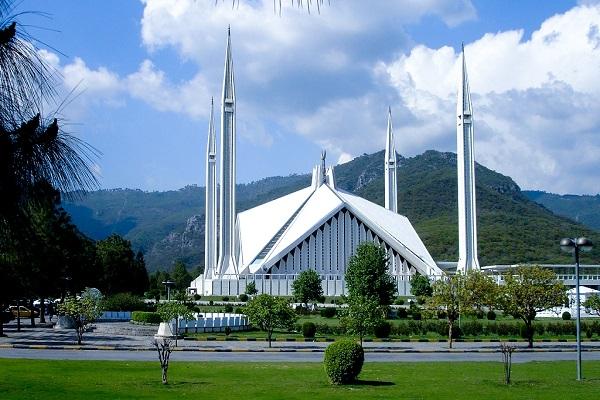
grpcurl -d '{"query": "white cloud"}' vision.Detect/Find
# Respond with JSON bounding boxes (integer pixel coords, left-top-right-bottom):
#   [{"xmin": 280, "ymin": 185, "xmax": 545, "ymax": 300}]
[{"xmin": 295, "ymin": 3, "xmax": 600, "ymax": 194}]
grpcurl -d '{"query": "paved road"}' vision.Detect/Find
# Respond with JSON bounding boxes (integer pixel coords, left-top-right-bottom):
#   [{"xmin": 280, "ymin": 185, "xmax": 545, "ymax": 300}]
[{"xmin": 2, "ymin": 348, "xmax": 600, "ymax": 363}]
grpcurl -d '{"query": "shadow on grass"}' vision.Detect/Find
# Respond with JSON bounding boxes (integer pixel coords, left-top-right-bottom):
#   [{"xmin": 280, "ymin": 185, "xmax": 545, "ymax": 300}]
[{"xmin": 352, "ymin": 380, "xmax": 395, "ymax": 387}]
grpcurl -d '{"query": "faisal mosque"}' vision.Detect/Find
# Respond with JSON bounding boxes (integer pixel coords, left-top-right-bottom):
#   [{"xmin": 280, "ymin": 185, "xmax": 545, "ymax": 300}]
[{"xmin": 190, "ymin": 32, "xmax": 479, "ymax": 296}]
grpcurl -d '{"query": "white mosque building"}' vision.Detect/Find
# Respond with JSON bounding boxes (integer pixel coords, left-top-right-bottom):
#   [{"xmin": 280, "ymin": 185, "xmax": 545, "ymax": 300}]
[{"xmin": 189, "ymin": 31, "xmax": 479, "ymax": 296}]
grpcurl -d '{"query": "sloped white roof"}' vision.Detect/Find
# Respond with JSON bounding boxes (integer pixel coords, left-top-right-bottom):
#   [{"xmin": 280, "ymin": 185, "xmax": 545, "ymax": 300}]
[
  {"xmin": 236, "ymin": 181, "xmax": 442, "ymax": 276},
  {"xmin": 236, "ymin": 187, "xmax": 313, "ymax": 267},
  {"xmin": 336, "ymin": 189, "xmax": 439, "ymax": 273}
]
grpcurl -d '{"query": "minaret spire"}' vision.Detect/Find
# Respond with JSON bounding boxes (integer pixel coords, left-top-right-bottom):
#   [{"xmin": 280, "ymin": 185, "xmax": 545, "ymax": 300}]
[
  {"xmin": 456, "ymin": 45, "xmax": 480, "ymax": 272},
  {"xmin": 204, "ymin": 97, "xmax": 218, "ymax": 279},
  {"xmin": 384, "ymin": 107, "xmax": 398, "ymax": 213},
  {"xmin": 217, "ymin": 28, "xmax": 238, "ymax": 276}
]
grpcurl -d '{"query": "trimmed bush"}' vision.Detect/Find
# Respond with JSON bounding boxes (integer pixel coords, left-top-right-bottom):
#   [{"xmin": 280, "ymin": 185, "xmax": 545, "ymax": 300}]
[
  {"xmin": 238, "ymin": 293, "xmax": 249, "ymax": 302},
  {"xmin": 486, "ymin": 310, "xmax": 496, "ymax": 320},
  {"xmin": 412, "ymin": 311, "xmax": 422, "ymax": 320},
  {"xmin": 475, "ymin": 310, "xmax": 484, "ymax": 319},
  {"xmin": 320, "ymin": 307, "xmax": 337, "ymax": 318},
  {"xmin": 131, "ymin": 311, "xmax": 161, "ymax": 324},
  {"xmin": 222, "ymin": 296, "xmax": 230, "ymax": 302},
  {"xmin": 374, "ymin": 322, "xmax": 391, "ymax": 338},
  {"xmin": 562, "ymin": 311, "xmax": 571, "ymax": 320},
  {"xmin": 461, "ymin": 320, "xmax": 483, "ymax": 337},
  {"xmin": 102, "ymin": 293, "xmax": 146, "ymax": 311},
  {"xmin": 224, "ymin": 305, "xmax": 233, "ymax": 313},
  {"xmin": 394, "ymin": 297, "xmax": 405, "ymax": 305},
  {"xmin": 193, "ymin": 294, "xmax": 201, "ymax": 301},
  {"xmin": 302, "ymin": 322, "xmax": 317, "ymax": 338},
  {"xmin": 397, "ymin": 308, "xmax": 408, "ymax": 319},
  {"xmin": 323, "ymin": 339, "xmax": 364, "ymax": 385}
]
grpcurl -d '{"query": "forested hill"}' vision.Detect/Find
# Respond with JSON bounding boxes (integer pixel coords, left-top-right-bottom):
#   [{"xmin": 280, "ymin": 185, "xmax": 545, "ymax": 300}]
[
  {"xmin": 523, "ymin": 191, "xmax": 600, "ymax": 232},
  {"xmin": 63, "ymin": 150, "xmax": 600, "ymax": 272}
]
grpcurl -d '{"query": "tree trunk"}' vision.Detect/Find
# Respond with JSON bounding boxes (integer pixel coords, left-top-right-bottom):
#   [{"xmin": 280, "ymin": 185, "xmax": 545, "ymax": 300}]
[
  {"xmin": 162, "ymin": 366, "xmax": 168, "ymax": 384},
  {"xmin": 39, "ymin": 298, "xmax": 46, "ymax": 323},
  {"xmin": 29, "ymin": 298, "xmax": 35, "ymax": 327},
  {"xmin": 268, "ymin": 331, "xmax": 272, "ymax": 348},
  {"xmin": 526, "ymin": 321, "xmax": 533, "ymax": 348},
  {"xmin": 16, "ymin": 298, "xmax": 21, "ymax": 332},
  {"xmin": 448, "ymin": 320, "xmax": 453, "ymax": 349},
  {"xmin": 77, "ymin": 326, "xmax": 83, "ymax": 345}
]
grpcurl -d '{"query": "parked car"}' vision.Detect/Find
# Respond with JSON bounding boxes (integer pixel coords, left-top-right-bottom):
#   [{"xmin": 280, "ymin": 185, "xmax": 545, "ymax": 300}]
[{"xmin": 8, "ymin": 305, "xmax": 39, "ymax": 318}]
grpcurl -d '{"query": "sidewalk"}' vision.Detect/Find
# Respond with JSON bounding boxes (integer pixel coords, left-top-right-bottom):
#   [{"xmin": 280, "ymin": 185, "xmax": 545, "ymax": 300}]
[{"xmin": 2, "ymin": 321, "xmax": 600, "ymax": 353}]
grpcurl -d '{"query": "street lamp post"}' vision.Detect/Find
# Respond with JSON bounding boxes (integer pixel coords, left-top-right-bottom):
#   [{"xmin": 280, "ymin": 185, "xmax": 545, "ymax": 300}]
[
  {"xmin": 161, "ymin": 280, "xmax": 175, "ymax": 301},
  {"xmin": 560, "ymin": 237, "xmax": 593, "ymax": 381}
]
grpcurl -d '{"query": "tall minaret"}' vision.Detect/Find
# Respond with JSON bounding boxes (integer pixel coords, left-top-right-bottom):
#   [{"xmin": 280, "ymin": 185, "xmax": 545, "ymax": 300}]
[
  {"xmin": 217, "ymin": 27, "xmax": 238, "ymax": 276},
  {"xmin": 456, "ymin": 45, "xmax": 480, "ymax": 272},
  {"xmin": 384, "ymin": 107, "xmax": 398, "ymax": 213},
  {"xmin": 204, "ymin": 98, "xmax": 218, "ymax": 279}
]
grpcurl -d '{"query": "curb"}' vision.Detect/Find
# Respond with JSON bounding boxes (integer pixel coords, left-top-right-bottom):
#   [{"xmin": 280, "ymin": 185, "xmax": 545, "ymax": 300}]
[{"xmin": 2, "ymin": 343, "xmax": 600, "ymax": 353}]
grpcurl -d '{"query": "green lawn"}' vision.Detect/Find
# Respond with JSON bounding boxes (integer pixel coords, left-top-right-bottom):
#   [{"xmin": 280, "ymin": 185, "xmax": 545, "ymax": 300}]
[{"xmin": 1, "ymin": 359, "xmax": 600, "ymax": 399}]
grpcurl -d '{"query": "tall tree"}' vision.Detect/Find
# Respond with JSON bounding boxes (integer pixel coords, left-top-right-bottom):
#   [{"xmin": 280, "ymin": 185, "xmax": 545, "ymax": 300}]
[
  {"xmin": 171, "ymin": 260, "xmax": 192, "ymax": 292},
  {"xmin": 96, "ymin": 234, "xmax": 148, "ymax": 295},
  {"xmin": 0, "ymin": 0, "xmax": 98, "ymax": 320},
  {"xmin": 345, "ymin": 242, "xmax": 396, "ymax": 306},
  {"xmin": 498, "ymin": 265, "xmax": 567, "ymax": 348}
]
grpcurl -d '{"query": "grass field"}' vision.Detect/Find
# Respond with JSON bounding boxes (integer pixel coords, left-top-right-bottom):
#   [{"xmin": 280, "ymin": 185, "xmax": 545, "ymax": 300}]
[{"xmin": 1, "ymin": 359, "xmax": 600, "ymax": 399}]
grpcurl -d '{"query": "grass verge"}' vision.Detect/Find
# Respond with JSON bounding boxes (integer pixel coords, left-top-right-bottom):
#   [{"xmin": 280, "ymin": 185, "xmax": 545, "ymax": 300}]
[{"xmin": 1, "ymin": 359, "xmax": 600, "ymax": 399}]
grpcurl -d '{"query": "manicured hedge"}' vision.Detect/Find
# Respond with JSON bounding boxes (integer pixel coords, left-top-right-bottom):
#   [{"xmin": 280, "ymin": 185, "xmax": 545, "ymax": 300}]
[
  {"xmin": 323, "ymin": 339, "xmax": 364, "ymax": 385},
  {"xmin": 131, "ymin": 311, "xmax": 162, "ymax": 324}
]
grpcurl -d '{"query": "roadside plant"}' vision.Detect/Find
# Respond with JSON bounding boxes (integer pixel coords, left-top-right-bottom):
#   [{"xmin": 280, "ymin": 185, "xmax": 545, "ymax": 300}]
[
  {"xmin": 498, "ymin": 265, "xmax": 567, "ymax": 348},
  {"xmin": 57, "ymin": 288, "xmax": 103, "ymax": 345},
  {"xmin": 243, "ymin": 294, "xmax": 296, "ymax": 347}
]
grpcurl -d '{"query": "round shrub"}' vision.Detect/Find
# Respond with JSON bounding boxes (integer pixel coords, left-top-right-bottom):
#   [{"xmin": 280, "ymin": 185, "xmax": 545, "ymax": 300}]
[
  {"xmin": 394, "ymin": 296, "xmax": 405, "ymax": 305},
  {"xmin": 193, "ymin": 294, "xmax": 201, "ymax": 301},
  {"xmin": 562, "ymin": 311, "xmax": 571, "ymax": 321},
  {"xmin": 412, "ymin": 311, "xmax": 422, "ymax": 320},
  {"xmin": 238, "ymin": 293, "xmax": 249, "ymax": 302},
  {"xmin": 374, "ymin": 321, "xmax": 391, "ymax": 338},
  {"xmin": 224, "ymin": 305, "xmax": 233, "ymax": 313},
  {"xmin": 302, "ymin": 322, "xmax": 317, "ymax": 338},
  {"xmin": 486, "ymin": 310, "xmax": 496, "ymax": 320},
  {"xmin": 320, "ymin": 307, "xmax": 337, "ymax": 318},
  {"xmin": 397, "ymin": 308, "xmax": 408, "ymax": 319},
  {"xmin": 475, "ymin": 310, "xmax": 484, "ymax": 319},
  {"xmin": 222, "ymin": 296, "xmax": 229, "ymax": 302},
  {"xmin": 323, "ymin": 340, "xmax": 364, "ymax": 385}
]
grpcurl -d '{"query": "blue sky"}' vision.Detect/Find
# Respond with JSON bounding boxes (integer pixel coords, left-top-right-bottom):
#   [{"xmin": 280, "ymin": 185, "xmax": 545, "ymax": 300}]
[{"xmin": 17, "ymin": 0, "xmax": 600, "ymax": 194}]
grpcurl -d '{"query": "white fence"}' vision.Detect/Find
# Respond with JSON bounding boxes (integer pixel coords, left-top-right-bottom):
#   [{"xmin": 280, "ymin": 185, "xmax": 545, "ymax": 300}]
[
  {"xmin": 98, "ymin": 311, "xmax": 132, "ymax": 322},
  {"xmin": 177, "ymin": 312, "xmax": 250, "ymax": 334}
]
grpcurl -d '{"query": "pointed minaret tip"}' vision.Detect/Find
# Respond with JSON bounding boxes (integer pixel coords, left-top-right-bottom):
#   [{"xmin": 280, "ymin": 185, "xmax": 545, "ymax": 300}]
[{"xmin": 228, "ymin": 25, "xmax": 231, "ymax": 35}]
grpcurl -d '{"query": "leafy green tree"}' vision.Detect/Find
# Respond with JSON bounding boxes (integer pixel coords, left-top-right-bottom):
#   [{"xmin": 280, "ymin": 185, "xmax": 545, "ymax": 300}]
[
  {"xmin": 57, "ymin": 288, "xmax": 103, "ymax": 345},
  {"xmin": 340, "ymin": 296, "xmax": 384, "ymax": 345},
  {"xmin": 171, "ymin": 260, "xmax": 193, "ymax": 292},
  {"xmin": 96, "ymin": 234, "xmax": 148, "ymax": 295},
  {"xmin": 345, "ymin": 242, "xmax": 395, "ymax": 306},
  {"xmin": 243, "ymin": 294, "xmax": 297, "ymax": 347},
  {"xmin": 584, "ymin": 294, "xmax": 600, "ymax": 317},
  {"xmin": 427, "ymin": 271, "xmax": 499, "ymax": 348},
  {"xmin": 292, "ymin": 269, "xmax": 323, "ymax": 307},
  {"xmin": 410, "ymin": 274, "xmax": 433, "ymax": 299},
  {"xmin": 427, "ymin": 274, "xmax": 463, "ymax": 348},
  {"xmin": 245, "ymin": 281, "xmax": 258, "ymax": 296},
  {"xmin": 498, "ymin": 265, "xmax": 567, "ymax": 348}
]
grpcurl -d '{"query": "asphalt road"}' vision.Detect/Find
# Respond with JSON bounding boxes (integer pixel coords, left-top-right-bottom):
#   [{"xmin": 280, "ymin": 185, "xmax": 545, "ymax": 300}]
[{"xmin": 2, "ymin": 348, "xmax": 600, "ymax": 363}]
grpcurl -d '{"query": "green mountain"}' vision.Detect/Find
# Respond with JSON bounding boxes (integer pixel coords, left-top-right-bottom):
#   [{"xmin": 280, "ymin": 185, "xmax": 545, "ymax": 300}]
[
  {"xmin": 63, "ymin": 150, "xmax": 600, "ymax": 271},
  {"xmin": 523, "ymin": 191, "xmax": 600, "ymax": 232}
]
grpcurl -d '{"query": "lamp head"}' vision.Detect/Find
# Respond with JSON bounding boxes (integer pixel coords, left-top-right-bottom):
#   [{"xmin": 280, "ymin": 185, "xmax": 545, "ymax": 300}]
[
  {"xmin": 576, "ymin": 237, "xmax": 593, "ymax": 252},
  {"xmin": 560, "ymin": 238, "xmax": 575, "ymax": 253}
]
